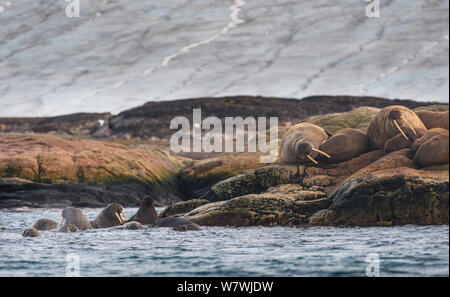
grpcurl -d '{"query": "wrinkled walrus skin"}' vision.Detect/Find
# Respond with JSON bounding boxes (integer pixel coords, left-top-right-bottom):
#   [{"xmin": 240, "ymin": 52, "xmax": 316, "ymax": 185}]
[
  {"xmin": 319, "ymin": 128, "xmax": 369, "ymax": 163},
  {"xmin": 415, "ymin": 110, "xmax": 449, "ymax": 131},
  {"xmin": 414, "ymin": 133, "xmax": 449, "ymax": 168},
  {"xmin": 366, "ymin": 105, "xmax": 427, "ymax": 150},
  {"xmin": 280, "ymin": 123, "xmax": 330, "ymax": 165}
]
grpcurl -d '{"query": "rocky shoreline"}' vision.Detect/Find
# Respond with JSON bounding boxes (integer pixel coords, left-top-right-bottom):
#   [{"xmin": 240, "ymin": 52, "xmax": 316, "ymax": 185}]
[{"xmin": 0, "ymin": 96, "xmax": 448, "ymax": 227}]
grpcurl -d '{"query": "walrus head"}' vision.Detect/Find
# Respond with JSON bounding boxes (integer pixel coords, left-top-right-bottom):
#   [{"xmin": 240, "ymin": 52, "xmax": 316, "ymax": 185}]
[
  {"xmin": 90, "ymin": 203, "xmax": 128, "ymax": 229},
  {"xmin": 387, "ymin": 108, "xmax": 422, "ymax": 142},
  {"xmin": 294, "ymin": 141, "xmax": 331, "ymax": 165},
  {"xmin": 61, "ymin": 207, "xmax": 92, "ymax": 230},
  {"xmin": 127, "ymin": 197, "xmax": 159, "ymax": 225}
]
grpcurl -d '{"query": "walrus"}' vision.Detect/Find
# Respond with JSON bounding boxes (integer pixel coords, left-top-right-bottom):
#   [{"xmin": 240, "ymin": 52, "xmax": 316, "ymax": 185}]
[
  {"xmin": 127, "ymin": 197, "xmax": 159, "ymax": 225},
  {"xmin": 60, "ymin": 207, "xmax": 92, "ymax": 230},
  {"xmin": 413, "ymin": 134, "xmax": 449, "ymax": 167},
  {"xmin": 366, "ymin": 106, "xmax": 427, "ymax": 150},
  {"xmin": 90, "ymin": 203, "xmax": 128, "ymax": 228},
  {"xmin": 280, "ymin": 123, "xmax": 331, "ymax": 166},
  {"xmin": 123, "ymin": 221, "xmax": 145, "ymax": 230},
  {"xmin": 59, "ymin": 223, "xmax": 79, "ymax": 233},
  {"xmin": 412, "ymin": 128, "xmax": 449, "ymax": 151},
  {"xmin": 22, "ymin": 227, "xmax": 41, "ymax": 237},
  {"xmin": 415, "ymin": 110, "xmax": 449, "ymax": 130},
  {"xmin": 32, "ymin": 218, "xmax": 59, "ymax": 231},
  {"xmin": 318, "ymin": 128, "xmax": 369, "ymax": 163},
  {"xmin": 384, "ymin": 133, "xmax": 412, "ymax": 153}
]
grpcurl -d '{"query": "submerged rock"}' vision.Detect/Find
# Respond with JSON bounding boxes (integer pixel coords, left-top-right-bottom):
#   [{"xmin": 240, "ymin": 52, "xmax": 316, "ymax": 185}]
[
  {"xmin": 184, "ymin": 184, "xmax": 331, "ymax": 226},
  {"xmin": 159, "ymin": 199, "xmax": 209, "ymax": 218},
  {"xmin": 123, "ymin": 221, "xmax": 145, "ymax": 230}
]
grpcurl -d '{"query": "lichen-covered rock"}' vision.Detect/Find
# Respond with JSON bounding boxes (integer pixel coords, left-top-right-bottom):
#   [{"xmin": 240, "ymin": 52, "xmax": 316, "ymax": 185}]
[
  {"xmin": 159, "ymin": 199, "xmax": 209, "ymax": 218},
  {"xmin": 0, "ymin": 133, "xmax": 184, "ymax": 207},
  {"xmin": 202, "ymin": 150, "xmax": 385, "ymax": 202},
  {"xmin": 309, "ymin": 168, "xmax": 449, "ymax": 226},
  {"xmin": 184, "ymin": 185, "xmax": 331, "ymax": 226}
]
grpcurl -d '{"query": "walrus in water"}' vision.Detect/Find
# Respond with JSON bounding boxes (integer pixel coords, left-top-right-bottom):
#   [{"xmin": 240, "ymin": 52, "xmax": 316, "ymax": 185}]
[
  {"xmin": 413, "ymin": 132, "xmax": 449, "ymax": 168},
  {"xmin": 415, "ymin": 110, "xmax": 449, "ymax": 130},
  {"xmin": 127, "ymin": 197, "xmax": 159, "ymax": 225},
  {"xmin": 366, "ymin": 106, "xmax": 427, "ymax": 151},
  {"xmin": 90, "ymin": 203, "xmax": 128, "ymax": 229},
  {"xmin": 32, "ymin": 218, "xmax": 59, "ymax": 231},
  {"xmin": 128, "ymin": 197, "xmax": 202, "ymax": 230},
  {"xmin": 59, "ymin": 223, "xmax": 79, "ymax": 233},
  {"xmin": 60, "ymin": 207, "xmax": 92, "ymax": 230},
  {"xmin": 318, "ymin": 128, "xmax": 369, "ymax": 163},
  {"xmin": 22, "ymin": 227, "xmax": 41, "ymax": 237},
  {"xmin": 280, "ymin": 123, "xmax": 331, "ymax": 167},
  {"xmin": 123, "ymin": 221, "xmax": 145, "ymax": 230}
]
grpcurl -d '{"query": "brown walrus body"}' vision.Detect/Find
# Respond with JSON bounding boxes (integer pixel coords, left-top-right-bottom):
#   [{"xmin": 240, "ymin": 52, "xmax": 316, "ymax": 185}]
[
  {"xmin": 412, "ymin": 128, "xmax": 449, "ymax": 151},
  {"xmin": 415, "ymin": 110, "xmax": 449, "ymax": 130},
  {"xmin": 319, "ymin": 128, "xmax": 369, "ymax": 163},
  {"xmin": 90, "ymin": 203, "xmax": 128, "ymax": 229},
  {"xmin": 366, "ymin": 106, "xmax": 427, "ymax": 150},
  {"xmin": 61, "ymin": 207, "xmax": 92, "ymax": 230},
  {"xmin": 127, "ymin": 197, "xmax": 159, "ymax": 225},
  {"xmin": 32, "ymin": 218, "xmax": 58, "ymax": 231},
  {"xmin": 280, "ymin": 123, "xmax": 330, "ymax": 165},
  {"xmin": 22, "ymin": 227, "xmax": 41, "ymax": 237},
  {"xmin": 414, "ymin": 133, "xmax": 449, "ymax": 167}
]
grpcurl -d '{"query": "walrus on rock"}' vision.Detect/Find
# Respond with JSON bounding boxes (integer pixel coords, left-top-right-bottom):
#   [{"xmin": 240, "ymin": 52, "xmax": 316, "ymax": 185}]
[
  {"xmin": 366, "ymin": 106, "xmax": 427, "ymax": 150},
  {"xmin": 415, "ymin": 110, "xmax": 449, "ymax": 130},
  {"xmin": 280, "ymin": 123, "xmax": 331, "ymax": 166},
  {"xmin": 318, "ymin": 128, "xmax": 370, "ymax": 163},
  {"xmin": 413, "ymin": 130, "xmax": 449, "ymax": 168}
]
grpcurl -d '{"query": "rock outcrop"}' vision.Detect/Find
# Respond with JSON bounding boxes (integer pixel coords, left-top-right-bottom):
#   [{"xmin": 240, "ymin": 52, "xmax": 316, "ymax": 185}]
[{"xmin": 0, "ymin": 133, "xmax": 184, "ymax": 208}]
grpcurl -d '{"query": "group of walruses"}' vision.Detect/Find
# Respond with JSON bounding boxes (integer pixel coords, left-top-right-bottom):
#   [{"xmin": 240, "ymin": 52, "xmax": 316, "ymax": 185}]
[
  {"xmin": 280, "ymin": 105, "xmax": 449, "ymax": 168},
  {"xmin": 21, "ymin": 198, "xmax": 201, "ymax": 237}
]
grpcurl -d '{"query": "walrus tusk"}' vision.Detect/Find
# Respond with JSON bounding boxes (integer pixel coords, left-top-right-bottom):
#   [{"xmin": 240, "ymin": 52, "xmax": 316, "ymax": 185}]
[
  {"xmin": 115, "ymin": 213, "xmax": 123, "ymax": 224},
  {"xmin": 121, "ymin": 210, "xmax": 128, "ymax": 221},
  {"xmin": 307, "ymin": 155, "xmax": 318, "ymax": 164},
  {"xmin": 59, "ymin": 218, "xmax": 64, "ymax": 227},
  {"xmin": 393, "ymin": 120, "xmax": 409, "ymax": 141},
  {"xmin": 405, "ymin": 120, "xmax": 417, "ymax": 136},
  {"xmin": 312, "ymin": 148, "xmax": 331, "ymax": 159}
]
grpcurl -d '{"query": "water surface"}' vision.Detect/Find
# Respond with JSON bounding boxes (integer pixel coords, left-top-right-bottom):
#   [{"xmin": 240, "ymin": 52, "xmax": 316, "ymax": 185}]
[{"xmin": 0, "ymin": 208, "xmax": 448, "ymax": 277}]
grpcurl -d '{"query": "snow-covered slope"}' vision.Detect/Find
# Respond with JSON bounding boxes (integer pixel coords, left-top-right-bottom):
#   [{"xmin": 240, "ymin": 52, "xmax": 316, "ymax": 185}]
[{"xmin": 0, "ymin": 0, "xmax": 448, "ymax": 116}]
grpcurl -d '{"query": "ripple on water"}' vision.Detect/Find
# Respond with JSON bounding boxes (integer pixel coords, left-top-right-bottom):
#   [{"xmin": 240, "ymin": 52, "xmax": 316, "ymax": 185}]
[{"xmin": 0, "ymin": 209, "xmax": 448, "ymax": 276}]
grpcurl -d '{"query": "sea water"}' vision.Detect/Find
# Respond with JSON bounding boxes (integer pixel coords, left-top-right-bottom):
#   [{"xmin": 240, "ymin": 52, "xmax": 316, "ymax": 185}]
[{"xmin": 0, "ymin": 208, "xmax": 448, "ymax": 277}]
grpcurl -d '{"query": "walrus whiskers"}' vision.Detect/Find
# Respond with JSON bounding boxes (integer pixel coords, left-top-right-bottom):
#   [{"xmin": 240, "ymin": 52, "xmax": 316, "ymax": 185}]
[
  {"xmin": 405, "ymin": 120, "xmax": 417, "ymax": 136},
  {"xmin": 394, "ymin": 120, "xmax": 409, "ymax": 141},
  {"xmin": 306, "ymin": 155, "xmax": 318, "ymax": 164},
  {"xmin": 312, "ymin": 148, "xmax": 331, "ymax": 159}
]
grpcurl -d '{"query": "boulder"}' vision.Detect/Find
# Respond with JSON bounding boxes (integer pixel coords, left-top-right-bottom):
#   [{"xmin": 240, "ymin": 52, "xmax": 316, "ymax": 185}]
[
  {"xmin": 159, "ymin": 199, "xmax": 209, "ymax": 218},
  {"xmin": 309, "ymin": 168, "xmax": 449, "ymax": 226}
]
